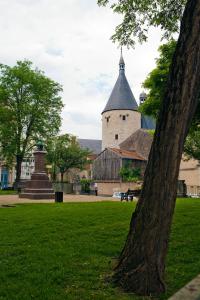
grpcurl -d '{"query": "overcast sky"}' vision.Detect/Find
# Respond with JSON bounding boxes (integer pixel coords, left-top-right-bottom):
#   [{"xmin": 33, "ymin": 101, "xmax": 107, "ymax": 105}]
[{"xmin": 0, "ymin": 0, "xmax": 162, "ymax": 140}]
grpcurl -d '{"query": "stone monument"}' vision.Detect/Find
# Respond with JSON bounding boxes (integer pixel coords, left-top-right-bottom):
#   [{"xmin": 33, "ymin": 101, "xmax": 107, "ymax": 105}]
[{"xmin": 19, "ymin": 141, "xmax": 54, "ymax": 199}]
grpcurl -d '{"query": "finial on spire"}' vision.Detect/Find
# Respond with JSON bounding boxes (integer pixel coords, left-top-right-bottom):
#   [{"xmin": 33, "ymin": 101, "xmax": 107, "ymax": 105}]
[{"xmin": 119, "ymin": 47, "xmax": 125, "ymax": 71}]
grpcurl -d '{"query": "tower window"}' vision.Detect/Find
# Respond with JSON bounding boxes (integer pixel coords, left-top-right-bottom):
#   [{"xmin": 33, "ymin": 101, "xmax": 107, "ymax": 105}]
[
  {"xmin": 122, "ymin": 115, "xmax": 126, "ymax": 121},
  {"xmin": 115, "ymin": 134, "xmax": 118, "ymax": 140}
]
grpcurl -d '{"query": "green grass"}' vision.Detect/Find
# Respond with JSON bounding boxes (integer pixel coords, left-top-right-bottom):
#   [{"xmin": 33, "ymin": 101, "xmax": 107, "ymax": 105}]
[
  {"xmin": 0, "ymin": 190, "xmax": 17, "ymax": 195},
  {"xmin": 0, "ymin": 199, "xmax": 200, "ymax": 300}
]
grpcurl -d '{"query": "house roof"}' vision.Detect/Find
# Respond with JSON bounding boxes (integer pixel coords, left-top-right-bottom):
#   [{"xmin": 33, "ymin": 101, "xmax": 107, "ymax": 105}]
[
  {"xmin": 108, "ymin": 147, "xmax": 146, "ymax": 161},
  {"xmin": 119, "ymin": 129, "xmax": 153, "ymax": 160},
  {"xmin": 102, "ymin": 53, "xmax": 138, "ymax": 114},
  {"xmin": 141, "ymin": 115, "xmax": 156, "ymax": 130},
  {"xmin": 78, "ymin": 139, "xmax": 102, "ymax": 155}
]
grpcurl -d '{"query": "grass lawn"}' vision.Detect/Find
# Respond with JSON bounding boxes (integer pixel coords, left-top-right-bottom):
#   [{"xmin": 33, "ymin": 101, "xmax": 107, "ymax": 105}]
[
  {"xmin": 0, "ymin": 199, "xmax": 200, "ymax": 300},
  {"xmin": 0, "ymin": 190, "xmax": 17, "ymax": 195}
]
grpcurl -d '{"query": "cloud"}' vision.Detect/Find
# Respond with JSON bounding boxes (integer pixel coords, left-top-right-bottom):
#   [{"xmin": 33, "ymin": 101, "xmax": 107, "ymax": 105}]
[{"xmin": 0, "ymin": 0, "xmax": 162, "ymax": 140}]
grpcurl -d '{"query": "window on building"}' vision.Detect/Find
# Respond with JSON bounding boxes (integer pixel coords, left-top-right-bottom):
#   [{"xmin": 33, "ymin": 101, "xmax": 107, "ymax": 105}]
[
  {"xmin": 122, "ymin": 115, "xmax": 126, "ymax": 121},
  {"xmin": 115, "ymin": 134, "xmax": 118, "ymax": 140}
]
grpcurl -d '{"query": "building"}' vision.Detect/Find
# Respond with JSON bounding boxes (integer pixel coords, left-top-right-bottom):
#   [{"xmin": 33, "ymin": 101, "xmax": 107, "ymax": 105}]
[
  {"xmin": 119, "ymin": 129, "xmax": 153, "ymax": 160},
  {"xmin": 92, "ymin": 51, "xmax": 200, "ymax": 196},
  {"xmin": 92, "ymin": 147, "xmax": 147, "ymax": 182},
  {"xmin": 21, "ymin": 157, "xmax": 35, "ymax": 180},
  {"xmin": 0, "ymin": 157, "xmax": 34, "ymax": 189},
  {"xmin": 0, "ymin": 162, "xmax": 14, "ymax": 189},
  {"xmin": 92, "ymin": 129, "xmax": 152, "ymax": 195},
  {"xmin": 179, "ymin": 158, "xmax": 200, "ymax": 196},
  {"xmin": 76, "ymin": 139, "xmax": 102, "ymax": 180},
  {"xmin": 92, "ymin": 145, "xmax": 147, "ymax": 195},
  {"xmin": 101, "ymin": 50, "xmax": 155, "ymax": 150},
  {"xmin": 78, "ymin": 139, "xmax": 102, "ymax": 157},
  {"xmin": 91, "ymin": 51, "xmax": 155, "ymax": 195}
]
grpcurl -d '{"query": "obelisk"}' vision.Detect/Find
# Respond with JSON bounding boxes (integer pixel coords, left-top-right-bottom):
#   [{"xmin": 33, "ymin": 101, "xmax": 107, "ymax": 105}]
[{"xmin": 19, "ymin": 141, "xmax": 54, "ymax": 199}]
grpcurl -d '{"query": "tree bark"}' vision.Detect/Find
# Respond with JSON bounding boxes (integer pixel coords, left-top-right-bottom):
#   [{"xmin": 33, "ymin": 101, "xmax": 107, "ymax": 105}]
[
  {"xmin": 52, "ymin": 165, "xmax": 57, "ymax": 181},
  {"xmin": 61, "ymin": 172, "xmax": 64, "ymax": 183},
  {"xmin": 113, "ymin": 0, "xmax": 200, "ymax": 296},
  {"xmin": 14, "ymin": 154, "xmax": 23, "ymax": 189}
]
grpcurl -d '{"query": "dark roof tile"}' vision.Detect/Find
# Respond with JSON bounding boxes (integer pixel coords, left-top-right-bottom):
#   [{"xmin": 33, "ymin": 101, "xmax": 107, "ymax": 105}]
[
  {"xmin": 102, "ymin": 54, "xmax": 138, "ymax": 114},
  {"xmin": 119, "ymin": 129, "xmax": 153, "ymax": 160},
  {"xmin": 78, "ymin": 139, "xmax": 102, "ymax": 155}
]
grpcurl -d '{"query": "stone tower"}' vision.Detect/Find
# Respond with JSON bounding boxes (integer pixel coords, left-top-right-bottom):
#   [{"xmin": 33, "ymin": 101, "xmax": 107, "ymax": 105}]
[
  {"xmin": 139, "ymin": 91, "xmax": 147, "ymax": 105},
  {"xmin": 102, "ymin": 50, "xmax": 141, "ymax": 150}
]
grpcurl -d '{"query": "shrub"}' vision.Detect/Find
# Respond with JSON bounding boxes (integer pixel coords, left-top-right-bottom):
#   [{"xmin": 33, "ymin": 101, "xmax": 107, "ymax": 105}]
[
  {"xmin": 80, "ymin": 179, "xmax": 92, "ymax": 193},
  {"xmin": 119, "ymin": 166, "xmax": 141, "ymax": 182}
]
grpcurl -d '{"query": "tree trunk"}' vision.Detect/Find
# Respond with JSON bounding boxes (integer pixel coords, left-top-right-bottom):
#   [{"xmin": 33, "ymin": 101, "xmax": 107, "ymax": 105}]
[
  {"xmin": 61, "ymin": 172, "xmax": 64, "ymax": 183},
  {"xmin": 14, "ymin": 154, "xmax": 23, "ymax": 189},
  {"xmin": 52, "ymin": 166, "xmax": 57, "ymax": 181},
  {"xmin": 113, "ymin": 0, "xmax": 200, "ymax": 296}
]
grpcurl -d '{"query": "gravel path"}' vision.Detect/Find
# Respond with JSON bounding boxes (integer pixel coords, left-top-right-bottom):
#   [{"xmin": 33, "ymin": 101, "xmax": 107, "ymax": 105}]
[{"xmin": 0, "ymin": 194, "xmax": 119, "ymax": 205}]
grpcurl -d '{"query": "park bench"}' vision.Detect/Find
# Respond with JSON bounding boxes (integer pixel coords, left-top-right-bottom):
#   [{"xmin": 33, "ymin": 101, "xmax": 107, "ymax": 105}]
[{"xmin": 121, "ymin": 189, "xmax": 141, "ymax": 201}]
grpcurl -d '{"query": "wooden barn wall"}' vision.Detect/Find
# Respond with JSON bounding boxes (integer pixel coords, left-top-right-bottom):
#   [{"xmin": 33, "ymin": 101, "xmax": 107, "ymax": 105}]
[{"xmin": 92, "ymin": 150, "xmax": 121, "ymax": 180}]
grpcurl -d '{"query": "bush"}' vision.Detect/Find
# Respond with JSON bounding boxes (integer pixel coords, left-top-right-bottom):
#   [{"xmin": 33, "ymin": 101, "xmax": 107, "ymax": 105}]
[
  {"xmin": 80, "ymin": 179, "xmax": 92, "ymax": 193},
  {"xmin": 119, "ymin": 166, "xmax": 141, "ymax": 182}
]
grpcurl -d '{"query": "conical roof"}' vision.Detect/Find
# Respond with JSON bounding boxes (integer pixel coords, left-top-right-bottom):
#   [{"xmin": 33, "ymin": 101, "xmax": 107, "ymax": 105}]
[{"xmin": 102, "ymin": 52, "xmax": 138, "ymax": 114}]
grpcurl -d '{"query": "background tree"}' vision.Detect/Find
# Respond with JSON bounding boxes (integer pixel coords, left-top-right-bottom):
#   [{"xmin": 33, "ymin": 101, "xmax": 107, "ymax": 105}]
[
  {"xmin": 140, "ymin": 40, "xmax": 177, "ymax": 119},
  {"xmin": 98, "ymin": 0, "xmax": 200, "ymax": 296},
  {"xmin": 140, "ymin": 40, "xmax": 200, "ymax": 160},
  {"xmin": 46, "ymin": 134, "xmax": 90, "ymax": 182},
  {"xmin": 0, "ymin": 60, "xmax": 63, "ymax": 187}
]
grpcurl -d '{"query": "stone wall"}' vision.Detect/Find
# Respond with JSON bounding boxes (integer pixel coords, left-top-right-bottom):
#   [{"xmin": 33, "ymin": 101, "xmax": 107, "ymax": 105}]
[
  {"xmin": 179, "ymin": 157, "xmax": 200, "ymax": 196},
  {"xmin": 52, "ymin": 182, "xmax": 73, "ymax": 194},
  {"xmin": 102, "ymin": 110, "xmax": 141, "ymax": 150},
  {"xmin": 96, "ymin": 181, "xmax": 141, "ymax": 196},
  {"xmin": 179, "ymin": 158, "xmax": 200, "ymax": 186}
]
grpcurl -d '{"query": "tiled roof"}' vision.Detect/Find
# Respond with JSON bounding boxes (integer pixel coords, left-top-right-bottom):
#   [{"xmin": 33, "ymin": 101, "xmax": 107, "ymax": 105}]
[
  {"xmin": 78, "ymin": 139, "xmax": 102, "ymax": 155},
  {"xmin": 108, "ymin": 147, "xmax": 146, "ymax": 161},
  {"xmin": 119, "ymin": 129, "xmax": 153, "ymax": 160}
]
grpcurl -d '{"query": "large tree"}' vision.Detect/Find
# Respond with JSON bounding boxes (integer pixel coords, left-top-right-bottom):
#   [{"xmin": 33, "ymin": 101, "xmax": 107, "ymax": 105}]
[
  {"xmin": 98, "ymin": 0, "xmax": 200, "ymax": 296},
  {"xmin": 0, "ymin": 60, "xmax": 63, "ymax": 187},
  {"xmin": 140, "ymin": 40, "xmax": 177, "ymax": 119},
  {"xmin": 46, "ymin": 134, "xmax": 90, "ymax": 182},
  {"xmin": 140, "ymin": 40, "xmax": 200, "ymax": 160}
]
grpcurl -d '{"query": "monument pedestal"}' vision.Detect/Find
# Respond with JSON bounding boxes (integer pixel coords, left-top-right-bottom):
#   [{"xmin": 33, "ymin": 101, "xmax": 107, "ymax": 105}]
[{"xmin": 19, "ymin": 150, "xmax": 54, "ymax": 200}]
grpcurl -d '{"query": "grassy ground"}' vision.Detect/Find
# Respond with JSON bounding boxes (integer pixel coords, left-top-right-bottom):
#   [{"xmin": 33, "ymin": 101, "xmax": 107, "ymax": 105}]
[
  {"xmin": 0, "ymin": 190, "xmax": 17, "ymax": 195},
  {"xmin": 0, "ymin": 199, "xmax": 200, "ymax": 300}
]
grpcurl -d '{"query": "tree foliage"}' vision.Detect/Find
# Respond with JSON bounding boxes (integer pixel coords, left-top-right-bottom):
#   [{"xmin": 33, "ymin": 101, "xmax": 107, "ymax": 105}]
[
  {"xmin": 184, "ymin": 130, "xmax": 200, "ymax": 161},
  {"xmin": 46, "ymin": 134, "xmax": 90, "ymax": 182},
  {"xmin": 0, "ymin": 60, "xmax": 63, "ymax": 183},
  {"xmin": 98, "ymin": 0, "xmax": 200, "ymax": 296},
  {"xmin": 119, "ymin": 165, "xmax": 141, "ymax": 182},
  {"xmin": 140, "ymin": 40, "xmax": 177, "ymax": 118},
  {"xmin": 139, "ymin": 40, "xmax": 200, "ymax": 160},
  {"xmin": 98, "ymin": 0, "xmax": 186, "ymax": 46}
]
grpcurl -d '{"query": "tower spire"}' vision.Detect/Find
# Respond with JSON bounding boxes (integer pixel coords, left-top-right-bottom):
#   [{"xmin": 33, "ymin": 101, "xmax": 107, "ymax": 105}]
[
  {"xmin": 102, "ymin": 49, "xmax": 138, "ymax": 114},
  {"xmin": 119, "ymin": 47, "xmax": 125, "ymax": 71}
]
